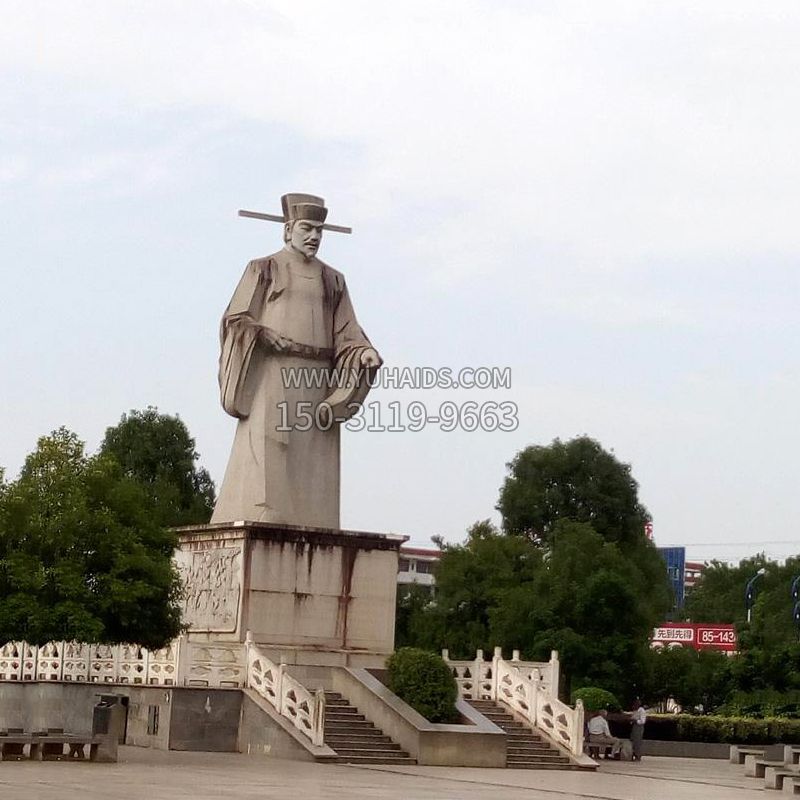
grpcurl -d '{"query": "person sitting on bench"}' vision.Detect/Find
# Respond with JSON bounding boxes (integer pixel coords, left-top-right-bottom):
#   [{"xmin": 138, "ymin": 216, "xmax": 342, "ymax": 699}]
[{"xmin": 587, "ymin": 709, "xmax": 622, "ymax": 759}]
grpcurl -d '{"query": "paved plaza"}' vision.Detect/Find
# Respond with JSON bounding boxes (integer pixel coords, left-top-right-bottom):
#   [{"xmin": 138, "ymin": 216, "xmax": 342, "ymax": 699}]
[{"xmin": 0, "ymin": 747, "xmax": 769, "ymax": 800}]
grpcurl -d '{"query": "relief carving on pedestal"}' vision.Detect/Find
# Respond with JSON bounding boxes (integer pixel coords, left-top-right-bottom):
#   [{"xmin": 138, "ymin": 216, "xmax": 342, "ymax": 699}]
[{"xmin": 177, "ymin": 546, "xmax": 242, "ymax": 632}]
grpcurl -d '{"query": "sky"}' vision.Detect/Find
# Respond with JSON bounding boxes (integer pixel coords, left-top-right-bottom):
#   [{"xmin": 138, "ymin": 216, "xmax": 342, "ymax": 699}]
[{"xmin": 1, "ymin": 1, "xmax": 798, "ymax": 564}]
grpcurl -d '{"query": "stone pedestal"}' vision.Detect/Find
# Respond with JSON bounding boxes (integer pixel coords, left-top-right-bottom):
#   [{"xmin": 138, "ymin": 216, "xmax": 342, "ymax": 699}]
[{"xmin": 174, "ymin": 522, "xmax": 406, "ymax": 668}]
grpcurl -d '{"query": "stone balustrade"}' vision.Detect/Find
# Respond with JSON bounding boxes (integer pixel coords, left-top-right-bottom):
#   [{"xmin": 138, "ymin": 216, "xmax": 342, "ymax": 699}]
[
  {"xmin": 0, "ymin": 638, "xmax": 246, "ymax": 688},
  {"xmin": 245, "ymin": 634, "xmax": 325, "ymax": 746},
  {"xmin": 0, "ymin": 635, "xmax": 325, "ymax": 746},
  {"xmin": 442, "ymin": 647, "xmax": 584, "ymax": 756}
]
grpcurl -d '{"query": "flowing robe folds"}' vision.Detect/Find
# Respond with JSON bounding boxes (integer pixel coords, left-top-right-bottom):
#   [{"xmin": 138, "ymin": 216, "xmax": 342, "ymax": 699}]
[{"xmin": 211, "ymin": 248, "xmax": 378, "ymax": 528}]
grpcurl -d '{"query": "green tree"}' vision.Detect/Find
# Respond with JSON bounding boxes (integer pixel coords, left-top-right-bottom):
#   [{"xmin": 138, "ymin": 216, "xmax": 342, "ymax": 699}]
[
  {"xmin": 402, "ymin": 520, "xmax": 668, "ymax": 700},
  {"xmin": 99, "ymin": 407, "xmax": 215, "ymax": 526},
  {"xmin": 428, "ymin": 520, "xmax": 544, "ymax": 658},
  {"xmin": 395, "ymin": 583, "xmax": 445, "ymax": 651},
  {"xmin": 644, "ymin": 646, "xmax": 701, "ymax": 709},
  {"xmin": 0, "ymin": 428, "xmax": 183, "ymax": 649},
  {"xmin": 490, "ymin": 521, "xmax": 665, "ymax": 699},
  {"xmin": 684, "ymin": 555, "xmax": 800, "ymax": 651},
  {"xmin": 497, "ymin": 436, "xmax": 649, "ymax": 548}
]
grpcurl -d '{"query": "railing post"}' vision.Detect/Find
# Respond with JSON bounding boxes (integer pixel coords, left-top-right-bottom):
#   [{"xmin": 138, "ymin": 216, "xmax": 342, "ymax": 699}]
[
  {"xmin": 142, "ymin": 645, "xmax": 150, "ymax": 685},
  {"xmin": 312, "ymin": 687, "xmax": 326, "ymax": 746},
  {"xmin": 474, "ymin": 649, "xmax": 484, "ymax": 700},
  {"xmin": 574, "ymin": 699, "xmax": 585, "ymax": 756},
  {"xmin": 512, "ymin": 649, "xmax": 520, "ymax": 662},
  {"xmin": 82, "ymin": 642, "xmax": 91, "ymax": 683},
  {"xmin": 176, "ymin": 635, "xmax": 190, "ymax": 686},
  {"xmin": 492, "ymin": 647, "xmax": 502, "ymax": 701},
  {"xmin": 112, "ymin": 644, "xmax": 121, "ymax": 683},
  {"xmin": 549, "ymin": 650, "xmax": 560, "ymax": 700},
  {"xmin": 276, "ymin": 663, "xmax": 286, "ymax": 714},
  {"xmin": 441, "ymin": 648, "xmax": 449, "ymax": 662}
]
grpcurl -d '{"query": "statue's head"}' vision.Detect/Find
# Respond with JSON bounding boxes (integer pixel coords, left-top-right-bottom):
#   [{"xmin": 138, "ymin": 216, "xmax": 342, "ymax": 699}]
[{"xmin": 281, "ymin": 193, "xmax": 328, "ymax": 260}]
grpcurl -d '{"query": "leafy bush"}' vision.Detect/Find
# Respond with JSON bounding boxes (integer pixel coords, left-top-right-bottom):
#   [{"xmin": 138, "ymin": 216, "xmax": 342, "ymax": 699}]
[
  {"xmin": 386, "ymin": 647, "xmax": 458, "ymax": 723},
  {"xmin": 572, "ymin": 686, "xmax": 621, "ymax": 713},
  {"xmin": 642, "ymin": 714, "xmax": 800, "ymax": 744}
]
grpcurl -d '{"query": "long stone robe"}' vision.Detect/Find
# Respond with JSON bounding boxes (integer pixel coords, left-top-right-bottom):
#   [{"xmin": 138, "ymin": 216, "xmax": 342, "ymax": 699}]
[{"xmin": 211, "ymin": 248, "xmax": 377, "ymax": 528}]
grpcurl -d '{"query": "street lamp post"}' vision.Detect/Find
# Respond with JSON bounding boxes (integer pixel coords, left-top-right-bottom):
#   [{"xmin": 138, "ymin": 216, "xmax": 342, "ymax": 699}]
[{"xmin": 745, "ymin": 568, "xmax": 767, "ymax": 624}]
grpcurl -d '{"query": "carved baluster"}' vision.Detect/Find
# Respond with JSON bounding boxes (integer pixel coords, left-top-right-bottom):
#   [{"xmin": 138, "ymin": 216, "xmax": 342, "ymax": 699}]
[
  {"xmin": 276, "ymin": 663, "xmax": 286, "ymax": 715},
  {"xmin": 491, "ymin": 647, "xmax": 501, "ymax": 701},
  {"xmin": 549, "ymin": 650, "xmax": 560, "ymax": 700},
  {"xmin": 573, "ymin": 698, "xmax": 585, "ymax": 755},
  {"xmin": 312, "ymin": 687, "xmax": 325, "ymax": 746}
]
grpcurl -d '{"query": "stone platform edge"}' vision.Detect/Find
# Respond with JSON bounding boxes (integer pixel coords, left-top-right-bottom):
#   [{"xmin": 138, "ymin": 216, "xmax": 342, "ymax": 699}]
[{"xmin": 173, "ymin": 520, "xmax": 408, "ymax": 552}]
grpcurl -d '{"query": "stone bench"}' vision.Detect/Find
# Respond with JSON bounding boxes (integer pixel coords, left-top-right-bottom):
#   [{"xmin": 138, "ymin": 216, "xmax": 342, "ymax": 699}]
[
  {"xmin": 782, "ymin": 776, "xmax": 800, "ymax": 795},
  {"xmin": 744, "ymin": 755, "xmax": 787, "ymax": 779},
  {"xmin": 0, "ymin": 732, "xmax": 117, "ymax": 762},
  {"xmin": 730, "ymin": 744, "xmax": 766, "ymax": 764},
  {"xmin": 764, "ymin": 764, "xmax": 800, "ymax": 791}
]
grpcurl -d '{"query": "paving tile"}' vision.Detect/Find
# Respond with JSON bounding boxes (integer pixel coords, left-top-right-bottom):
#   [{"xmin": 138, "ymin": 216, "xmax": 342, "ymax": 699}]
[{"xmin": 0, "ymin": 747, "xmax": 768, "ymax": 800}]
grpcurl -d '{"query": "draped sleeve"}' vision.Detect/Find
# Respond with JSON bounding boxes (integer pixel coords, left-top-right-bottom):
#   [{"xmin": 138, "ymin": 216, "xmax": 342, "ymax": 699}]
[{"xmin": 218, "ymin": 259, "xmax": 270, "ymax": 418}]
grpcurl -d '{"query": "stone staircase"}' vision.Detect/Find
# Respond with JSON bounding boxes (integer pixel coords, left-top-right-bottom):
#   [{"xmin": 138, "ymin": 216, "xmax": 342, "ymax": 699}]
[
  {"xmin": 322, "ymin": 691, "xmax": 416, "ymax": 765},
  {"xmin": 470, "ymin": 699, "xmax": 573, "ymax": 769}
]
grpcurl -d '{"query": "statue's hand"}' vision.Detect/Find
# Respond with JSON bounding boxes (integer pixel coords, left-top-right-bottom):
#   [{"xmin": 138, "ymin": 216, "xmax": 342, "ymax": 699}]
[
  {"xmin": 360, "ymin": 348, "xmax": 381, "ymax": 369},
  {"xmin": 260, "ymin": 326, "xmax": 292, "ymax": 353}
]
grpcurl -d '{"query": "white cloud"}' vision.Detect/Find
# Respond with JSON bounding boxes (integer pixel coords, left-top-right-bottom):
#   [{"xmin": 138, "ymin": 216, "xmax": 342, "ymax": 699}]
[
  {"xmin": 4, "ymin": 0, "xmax": 800, "ymax": 271},
  {"xmin": 1, "ymin": 1, "xmax": 799, "ymax": 558},
  {"xmin": 0, "ymin": 154, "xmax": 28, "ymax": 183}
]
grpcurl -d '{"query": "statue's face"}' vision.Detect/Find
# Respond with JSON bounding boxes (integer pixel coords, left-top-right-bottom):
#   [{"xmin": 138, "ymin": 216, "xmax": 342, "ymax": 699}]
[{"xmin": 288, "ymin": 219, "xmax": 323, "ymax": 259}]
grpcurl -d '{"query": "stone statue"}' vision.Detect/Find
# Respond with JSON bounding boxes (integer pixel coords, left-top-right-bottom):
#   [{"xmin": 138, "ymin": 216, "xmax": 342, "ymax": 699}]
[{"xmin": 211, "ymin": 193, "xmax": 381, "ymax": 528}]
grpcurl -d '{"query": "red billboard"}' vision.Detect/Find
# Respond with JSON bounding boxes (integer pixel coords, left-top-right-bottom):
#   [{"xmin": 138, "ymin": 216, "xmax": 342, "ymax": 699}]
[{"xmin": 651, "ymin": 622, "xmax": 737, "ymax": 652}]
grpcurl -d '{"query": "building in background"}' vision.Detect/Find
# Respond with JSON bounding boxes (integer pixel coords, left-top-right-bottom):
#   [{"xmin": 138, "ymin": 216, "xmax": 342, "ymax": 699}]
[
  {"xmin": 657, "ymin": 546, "xmax": 687, "ymax": 612},
  {"xmin": 397, "ymin": 546, "xmax": 441, "ymax": 590},
  {"xmin": 398, "ymin": 544, "xmax": 708, "ymax": 604},
  {"xmin": 684, "ymin": 560, "xmax": 706, "ymax": 592}
]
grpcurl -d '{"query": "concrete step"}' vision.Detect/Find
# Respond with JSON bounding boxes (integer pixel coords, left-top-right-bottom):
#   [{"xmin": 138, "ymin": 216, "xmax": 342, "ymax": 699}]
[
  {"xmin": 334, "ymin": 755, "xmax": 416, "ymax": 765},
  {"xmin": 325, "ymin": 714, "xmax": 367, "ymax": 725},
  {"xmin": 325, "ymin": 732, "xmax": 391, "ymax": 743},
  {"xmin": 510, "ymin": 754, "xmax": 569, "ymax": 764},
  {"xmin": 325, "ymin": 719, "xmax": 379, "ymax": 731},
  {"xmin": 333, "ymin": 745, "xmax": 404, "ymax": 756},
  {"xmin": 325, "ymin": 707, "xmax": 363, "ymax": 716},
  {"xmin": 322, "ymin": 692, "xmax": 413, "ymax": 765},
  {"xmin": 509, "ymin": 745, "xmax": 554, "ymax": 756}
]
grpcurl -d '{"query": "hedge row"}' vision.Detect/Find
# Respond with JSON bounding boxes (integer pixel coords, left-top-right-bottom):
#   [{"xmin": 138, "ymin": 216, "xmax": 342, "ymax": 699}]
[{"xmin": 609, "ymin": 714, "xmax": 800, "ymax": 744}]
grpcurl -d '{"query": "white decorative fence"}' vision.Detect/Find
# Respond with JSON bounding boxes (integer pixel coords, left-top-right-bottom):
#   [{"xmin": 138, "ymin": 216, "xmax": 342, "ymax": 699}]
[
  {"xmin": 443, "ymin": 647, "xmax": 584, "ymax": 757},
  {"xmin": 245, "ymin": 633, "xmax": 325, "ymax": 746},
  {"xmin": 0, "ymin": 637, "xmax": 246, "ymax": 688},
  {"xmin": 0, "ymin": 635, "xmax": 325, "ymax": 749}
]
